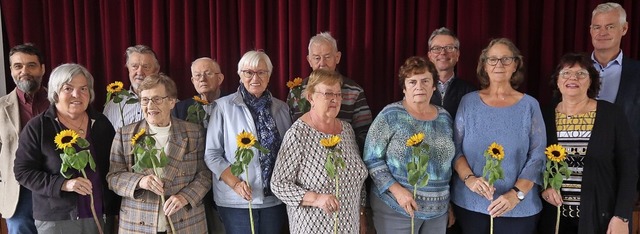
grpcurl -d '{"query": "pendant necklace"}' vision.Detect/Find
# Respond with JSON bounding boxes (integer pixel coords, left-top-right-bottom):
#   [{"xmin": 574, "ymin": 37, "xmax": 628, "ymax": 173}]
[{"xmin": 61, "ymin": 113, "xmax": 87, "ymax": 134}]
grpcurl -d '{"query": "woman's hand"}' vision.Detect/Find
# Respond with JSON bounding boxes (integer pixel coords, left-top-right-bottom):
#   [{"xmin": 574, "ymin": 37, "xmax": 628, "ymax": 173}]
[
  {"xmin": 488, "ymin": 191, "xmax": 519, "ymax": 218},
  {"xmin": 389, "ymin": 183, "xmax": 418, "ymax": 217},
  {"xmin": 464, "ymin": 176, "xmax": 494, "ymax": 200},
  {"xmin": 62, "ymin": 177, "xmax": 93, "ymax": 195},
  {"xmin": 311, "ymin": 193, "xmax": 340, "ymax": 214},
  {"xmin": 541, "ymin": 188, "xmax": 562, "ymax": 207},
  {"xmin": 607, "ymin": 216, "xmax": 629, "ymax": 234},
  {"xmin": 139, "ymin": 174, "xmax": 164, "ymax": 196},
  {"xmin": 232, "ymin": 181, "xmax": 252, "ymax": 201},
  {"xmin": 163, "ymin": 194, "xmax": 188, "ymax": 216}
]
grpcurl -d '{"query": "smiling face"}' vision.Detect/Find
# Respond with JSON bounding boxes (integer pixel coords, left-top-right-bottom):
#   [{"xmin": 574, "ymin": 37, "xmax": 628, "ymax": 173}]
[
  {"xmin": 557, "ymin": 64, "xmax": 592, "ymax": 100},
  {"xmin": 140, "ymin": 84, "xmax": 176, "ymax": 127},
  {"xmin": 484, "ymin": 43, "xmax": 518, "ymax": 84},
  {"xmin": 10, "ymin": 52, "xmax": 45, "ymax": 93},
  {"xmin": 403, "ymin": 72, "xmax": 435, "ymax": 104},
  {"xmin": 239, "ymin": 59, "xmax": 270, "ymax": 97},
  {"xmin": 427, "ymin": 35, "xmax": 459, "ymax": 75},
  {"xmin": 56, "ymin": 74, "xmax": 90, "ymax": 116},
  {"xmin": 308, "ymin": 82, "xmax": 342, "ymax": 119},
  {"xmin": 590, "ymin": 10, "xmax": 628, "ymax": 54}
]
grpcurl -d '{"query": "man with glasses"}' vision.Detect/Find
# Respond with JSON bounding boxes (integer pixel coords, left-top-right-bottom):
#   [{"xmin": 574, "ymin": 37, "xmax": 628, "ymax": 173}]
[
  {"xmin": 427, "ymin": 27, "xmax": 476, "ymax": 119},
  {"xmin": 590, "ymin": 2, "xmax": 640, "ymax": 190},
  {"xmin": 172, "ymin": 57, "xmax": 226, "ymax": 233},
  {"xmin": 287, "ymin": 31, "xmax": 372, "ymax": 151},
  {"xmin": 0, "ymin": 43, "xmax": 48, "ymax": 234},
  {"xmin": 103, "ymin": 45, "xmax": 160, "ymax": 130}
]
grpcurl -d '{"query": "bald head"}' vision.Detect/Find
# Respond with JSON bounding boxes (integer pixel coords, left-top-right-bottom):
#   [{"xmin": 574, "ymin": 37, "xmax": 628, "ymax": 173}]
[{"xmin": 191, "ymin": 57, "xmax": 224, "ymax": 101}]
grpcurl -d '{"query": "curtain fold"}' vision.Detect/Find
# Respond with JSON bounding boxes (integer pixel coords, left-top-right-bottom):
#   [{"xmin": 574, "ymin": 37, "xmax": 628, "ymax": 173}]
[{"xmin": 1, "ymin": 0, "xmax": 638, "ymax": 114}]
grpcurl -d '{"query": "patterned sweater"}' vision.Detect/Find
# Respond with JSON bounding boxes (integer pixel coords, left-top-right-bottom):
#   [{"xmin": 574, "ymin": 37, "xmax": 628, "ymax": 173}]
[{"xmin": 271, "ymin": 119, "xmax": 367, "ymax": 233}]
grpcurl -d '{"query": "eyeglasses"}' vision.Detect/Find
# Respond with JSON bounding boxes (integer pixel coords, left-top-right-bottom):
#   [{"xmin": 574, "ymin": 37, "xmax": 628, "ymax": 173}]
[
  {"xmin": 590, "ymin": 24, "xmax": 617, "ymax": 32},
  {"xmin": 140, "ymin": 96, "xmax": 171, "ymax": 106},
  {"xmin": 429, "ymin": 46, "xmax": 458, "ymax": 53},
  {"xmin": 315, "ymin": 91, "xmax": 343, "ymax": 100},
  {"xmin": 485, "ymin": 57, "xmax": 517, "ymax": 66},
  {"xmin": 240, "ymin": 70, "xmax": 269, "ymax": 79},
  {"xmin": 559, "ymin": 70, "xmax": 589, "ymax": 80},
  {"xmin": 193, "ymin": 71, "xmax": 220, "ymax": 80}
]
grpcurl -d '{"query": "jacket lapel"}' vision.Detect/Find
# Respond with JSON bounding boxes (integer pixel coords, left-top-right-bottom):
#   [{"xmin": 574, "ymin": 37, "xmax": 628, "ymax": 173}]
[
  {"xmin": 2, "ymin": 90, "xmax": 21, "ymax": 136},
  {"xmin": 161, "ymin": 119, "xmax": 187, "ymax": 182}
]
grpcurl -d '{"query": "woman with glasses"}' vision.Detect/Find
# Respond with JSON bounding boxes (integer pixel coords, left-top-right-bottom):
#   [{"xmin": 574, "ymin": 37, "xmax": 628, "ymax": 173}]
[
  {"xmin": 363, "ymin": 56, "xmax": 456, "ymax": 233},
  {"xmin": 537, "ymin": 53, "xmax": 637, "ymax": 233},
  {"xmin": 107, "ymin": 74, "xmax": 211, "ymax": 233},
  {"xmin": 271, "ymin": 69, "xmax": 368, "ymax": 233},
  {"xmin": 205, "ymin": 50, "xmax": 292, "ymax": 233},
  {"xmin": 450, "ymin": 38, "xmax": 546, "ymax": 234}
]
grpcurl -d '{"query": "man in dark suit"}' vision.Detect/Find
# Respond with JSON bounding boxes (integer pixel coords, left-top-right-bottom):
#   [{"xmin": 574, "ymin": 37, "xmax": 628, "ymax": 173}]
[
  {"xmin": 0, "ymin": 43, "xmax": 49, "ymax": 234},
  {"xmin": 172, "ymin": 57, "xmax": 225, "ymax": 234},
  {"xmin": 426, "ymin": 27, "xmax": 476, "ymax": 120},
  {"xmin": 590, "ymin": 2, "xmax": 640, "ymax": 191}
]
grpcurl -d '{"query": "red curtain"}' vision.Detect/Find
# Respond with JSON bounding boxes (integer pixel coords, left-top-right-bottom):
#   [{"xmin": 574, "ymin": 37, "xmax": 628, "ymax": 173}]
[{"xmin": 2, "ymin": 0, "xmax": 639, "ymax": 114}]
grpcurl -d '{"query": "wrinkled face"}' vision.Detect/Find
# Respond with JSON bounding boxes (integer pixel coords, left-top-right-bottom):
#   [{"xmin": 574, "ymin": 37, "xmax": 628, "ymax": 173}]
[
  {"xmin": 127, "ymin": 52, "xmax": 159, "ymax": 92},
  {"xmin": 239, "ymin": 60, "xmax": 270, "ymax": 97},
  {"xmin": 590, "ymin": 11, "xmax": 628, "ymax": 53},
  {"xmin": 56, "ymin": 75, "xmax": 90, "ymax": 115},
  {"xmin": 557, "ymin": 64, "xmax": 592, "ymax": 99},
  {"xmin": 307, "ymin": 42, "xmax": 342, "ymax": 71},
  {"xmin": 191, "ymin": 60, "xmax": 224, "ymax": 95},
  {"xmin": 9, "ymin": 52, "xmax": 45, "ymax": 93},
  {"xmin": 140, "ymin": 84, "xmax": 176, "ymax": 127},
  {"xmin": 484, "ymin": 44, "xmax": 517, "ymax": 84},
  {"xmin": 403, "ymin": 72, "xmax": 435, "ymax": 104},
  {"xmin": 308, "ymin": 82, "xmax": 342, "ymax": 118},
  {"xmin": 427, "ymin": 35, "xmax": 460, "ymax": 75}
]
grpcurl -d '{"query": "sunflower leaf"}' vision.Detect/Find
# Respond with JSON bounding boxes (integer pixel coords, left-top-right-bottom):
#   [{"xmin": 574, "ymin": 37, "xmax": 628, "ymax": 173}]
[
  {"xmin": 230, "ymin": 163, "xmax": 244, "ymax": 176},
  {"xmin": 77, "ymin": 138, "xmax": 90, "ymax": 149}
]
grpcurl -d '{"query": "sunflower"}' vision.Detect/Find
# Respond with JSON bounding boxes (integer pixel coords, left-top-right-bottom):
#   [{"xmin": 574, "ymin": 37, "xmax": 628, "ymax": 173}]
[
  {"xmin": 406, "ymin": 132, "xmax": 425, "ymax": 147},
  {"xmin": 193, "ymin": 95, "xmax": 209, "ymax": 105},
  {"xmin": 106, "ymin": 81, "xmax": 124, "ymax": 93},
  {"xmin": 286, "ymin": 77, "xmax": 303, "ymax": 89},
  {"xmin": 486, "ymin": 142, "xmax": 505, "ymax": 161},
  {"xmin": 131, "ymin": 128, "xmax": 146, "ymax": 145},
  {"xmin": 320, "ymin": 135, "xmax": 341, "ymax": 149},
  {"xmin": 236, "ymin": 130, "xmax": 257, "ymax": 149},
  {"xmin": 545, "ymin": 144, "xmax": 567, "ymax": 163},
  {"xmin": 54, "ymin": 129, "xmax": 79, "ymax": 150}
]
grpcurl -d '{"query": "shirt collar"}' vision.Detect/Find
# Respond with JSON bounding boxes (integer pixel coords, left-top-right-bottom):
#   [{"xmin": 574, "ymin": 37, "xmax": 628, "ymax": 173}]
[
  {"xmin": 16, "ymin": 87, "xmax": 47, "ymax": 104},
  {"xmin": 591, "ymin": 50, "xmax": 623, "ymax": 69}
]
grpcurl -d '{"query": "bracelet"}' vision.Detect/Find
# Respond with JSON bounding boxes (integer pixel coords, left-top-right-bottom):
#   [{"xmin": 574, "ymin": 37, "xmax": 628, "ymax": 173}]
[{"xmin": 463, "ymin": 174, "xmax": 474, "ymax": 183}]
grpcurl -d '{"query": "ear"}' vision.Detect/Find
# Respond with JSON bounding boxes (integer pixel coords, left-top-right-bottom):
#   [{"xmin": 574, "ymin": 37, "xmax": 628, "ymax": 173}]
[
  {"xmin": 217, "ymin": 73, "xmax": 225, "ymax": 85},
  {"xmin": 622, "ymin": 22, "xmax": 628, "ymax": 36},
  {"xmin": 307, "ymin": 55, "xmax": 314, "ymax": 67},
  {"xmin": 335, "ymin": 51, "xmax": 342, "ymax": 65}
]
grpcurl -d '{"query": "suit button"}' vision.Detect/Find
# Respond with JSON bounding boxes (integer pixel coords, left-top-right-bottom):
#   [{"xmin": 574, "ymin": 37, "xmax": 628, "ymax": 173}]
[{"xmin": 139, "ymin": 221, "xmax": 145, "ymax": 225}]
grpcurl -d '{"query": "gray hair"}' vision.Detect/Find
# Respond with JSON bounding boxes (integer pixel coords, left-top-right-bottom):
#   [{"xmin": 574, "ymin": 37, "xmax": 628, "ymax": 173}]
[
  {"xmin": 308, "ymin": 32, "xmax": 339, "ymax": 54},
  {"xmin": 592, "ymin": 2, "xmax": 626, "ymax": 24},
  {"xmin": 191, "ymin": 57, "xmax": 220, "ymax": 69},
  {"xmin": 47, "ymin": 63, "xmax": 95, "ymax": 103},
  {"xmin": 125, "ymin": 44, "xmax": 160, "ymax": 69},
  {"xmin": 236, "ymin": 50, "xmax": 273, "ymax": 75},
  {"xmin": 428, "ymin": 27, "xmax": 460, "ymax": 48}
]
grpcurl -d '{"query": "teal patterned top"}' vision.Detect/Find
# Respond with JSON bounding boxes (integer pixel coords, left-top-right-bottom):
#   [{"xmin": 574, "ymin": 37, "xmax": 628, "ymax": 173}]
[{"xmin": 364, "ymin": 101, "xmax": 455, "ymax": 220}]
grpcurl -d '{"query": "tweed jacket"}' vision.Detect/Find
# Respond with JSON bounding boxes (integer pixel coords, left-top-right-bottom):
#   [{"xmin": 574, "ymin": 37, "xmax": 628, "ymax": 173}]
[
  {"xmin": 107, "ymin": 117, "xmax": 211, "ymax": 234},
  {"xmin": 13, "ymin": 104, "xmax": 120, "ymax": 220}
]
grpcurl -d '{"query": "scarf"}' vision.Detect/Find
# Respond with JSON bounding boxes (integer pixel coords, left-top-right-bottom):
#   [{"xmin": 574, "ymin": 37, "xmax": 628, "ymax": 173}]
[{"xmin": 239, "ymin": 85, "xmax": 282, "ymax": 196}]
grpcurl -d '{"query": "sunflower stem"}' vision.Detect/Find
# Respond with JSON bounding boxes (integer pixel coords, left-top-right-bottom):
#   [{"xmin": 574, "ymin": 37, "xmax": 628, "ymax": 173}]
[
  {"xmin": 152, "ymin": 163, "xmax": 176, "ymax": 234},
  {"xmin": 80, "ymin": 169, "xmax": 103, "ymax": 234},
  {"xmin": 412, "ymin": 185, "xmax": 417, "ymax": 234},
  {"xmin": 333, "ymin": 172, "xmax": 339, "ymax": 234},
  {"xmin": 245, "ymin": 166, "xmax": 255, "ymax": 234}
]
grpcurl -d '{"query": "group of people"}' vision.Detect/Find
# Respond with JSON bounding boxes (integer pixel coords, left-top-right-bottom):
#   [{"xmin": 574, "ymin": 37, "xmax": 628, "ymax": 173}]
[{"xmin": 0, "ymin": 2, "xmax": 638, "ymax": 234}]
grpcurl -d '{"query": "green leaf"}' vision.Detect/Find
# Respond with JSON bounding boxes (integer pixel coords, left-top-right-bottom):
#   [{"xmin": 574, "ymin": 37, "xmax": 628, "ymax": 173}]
[
  {"xmin": 64, "ymin": 146, "xmax": 76, "ymax": 155},
  {"xmin": 418, "ymin": 175, "xmax": 430, "ymax": 187},
  {"xmin": 77, "ymin": 138, "xmax": 90, "ymax": 148},
  {"xmin": 114, "ymin": 95, "xmax": 123, "ymax": 103},
  {"xmin": 335, "ymin": 157, "xmax": 345, "ymax": 169},
  {"xmin": 325, "ymin": 158, "xmax": 336, "ymax": 179},
  {"xmin": 230, "ymin": 163, "xmax": 244, "ymax": 176},
  {"xmin": 407, "ymin": 162, "xmax": 417, "ymax": 172},
  {"xmin": 125, "ymin": 98, "xmax": 139, "ymax": 104},
  {"xmin": 254, "ymin": 144, "xmax": 270, "ymax": 154},
  {"xmin": 241, "ymin": 151, "xmax": 254, "ymax": 164},
  {"xmin": 87, "ymin": 153, "xmax": 97, "ymax": 172},
  {"xmin": 408, "ymin": 171, "xmax": 420, "ymax": 185},
  {"xmin": 157, "ymin": 150, "xmax": 169, "ymax": 168}
]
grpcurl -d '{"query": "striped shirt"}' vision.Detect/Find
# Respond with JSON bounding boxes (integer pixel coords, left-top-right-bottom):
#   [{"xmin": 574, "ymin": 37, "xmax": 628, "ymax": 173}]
[
  {"xmin": 287, "ymin": 74, "xmax": 372, "ymax": 149},
  {"xmin": 103, "ymin": 88, "xmax": 144, "ymax": 131},
  {"xmin": 556, "ymin": 110, "xmax": 595, "ymax": 218}
]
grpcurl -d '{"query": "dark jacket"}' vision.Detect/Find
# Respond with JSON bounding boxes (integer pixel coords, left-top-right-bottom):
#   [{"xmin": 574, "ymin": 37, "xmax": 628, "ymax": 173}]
[
  {"xmin": 13, "ymin": 105, "xmax": 120, "ymax": 221},
  {"xmin": 430, "ymin": 76, "xmax": 476, "ymax": 119},
  {"xmin": 539, "ymin": 100, "xmax": 638, "ymax": 234}
]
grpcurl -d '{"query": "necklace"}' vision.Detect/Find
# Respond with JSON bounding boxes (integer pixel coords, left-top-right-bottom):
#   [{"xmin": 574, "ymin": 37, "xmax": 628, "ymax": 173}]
[
  {"xmin": 59, "ymin": 113, "xmax": 87, "ymax": 134},
  {"xmin": 559, "ymin": 99, "xmax": 590, "ymax": 119}
]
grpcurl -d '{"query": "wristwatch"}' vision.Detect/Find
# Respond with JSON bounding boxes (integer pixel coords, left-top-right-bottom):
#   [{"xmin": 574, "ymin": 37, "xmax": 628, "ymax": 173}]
[{"xmin": 512, "ymin": 186, "xmax": 525, "ymax": 201}]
